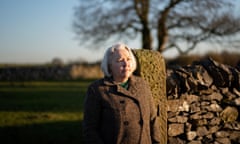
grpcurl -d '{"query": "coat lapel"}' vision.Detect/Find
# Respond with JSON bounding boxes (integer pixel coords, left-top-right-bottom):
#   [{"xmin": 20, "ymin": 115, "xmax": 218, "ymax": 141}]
[{"xmin": 103, "ymin": 76, "xmax": 141, "ymax": 101}]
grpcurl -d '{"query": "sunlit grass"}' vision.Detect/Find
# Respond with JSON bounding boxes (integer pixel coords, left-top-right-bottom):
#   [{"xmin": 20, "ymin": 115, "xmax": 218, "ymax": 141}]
[
  {"xmin": 0, "ymin": 80, "xmax": 94, "ymax": 144},
  {"xmin": 0, "ymin": 81, "xmax": 91, "ymax": 88},
  {"xmin": 0, "ymin": 111, "xmax": 83, "ymax": 127}
]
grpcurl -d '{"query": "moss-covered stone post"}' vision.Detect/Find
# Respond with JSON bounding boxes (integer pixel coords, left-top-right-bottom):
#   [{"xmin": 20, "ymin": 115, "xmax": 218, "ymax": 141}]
[{"xmin": 133, "ymin": 49, "xmax": 167, "ymax": 144}]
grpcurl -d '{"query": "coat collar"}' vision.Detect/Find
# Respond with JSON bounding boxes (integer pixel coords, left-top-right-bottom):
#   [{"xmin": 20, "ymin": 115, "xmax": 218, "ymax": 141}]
[
  {"xmin": 103, "ymin": 75, "xmax": 140, "ymax": 100},
  {"xmin": 103, "ymin": 75, "xmax": 138, "ymax": 87}
]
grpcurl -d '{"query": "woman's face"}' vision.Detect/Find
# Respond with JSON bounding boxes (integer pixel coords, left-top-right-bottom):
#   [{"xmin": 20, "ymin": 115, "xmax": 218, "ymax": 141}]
[{"xmin": 110, "ymin": 48, "xmax": 133, "ymax": 83}]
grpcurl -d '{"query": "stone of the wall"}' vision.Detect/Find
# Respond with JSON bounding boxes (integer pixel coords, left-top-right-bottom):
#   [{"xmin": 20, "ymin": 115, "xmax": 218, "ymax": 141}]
[
  {"xmin": 133, "ymin": 49, "xmax": 167, "ymax": 144},
  {"xmin": 0, "ymin": 64, "xmax": 103, "ymax": 81},
  {"xmin": 70, "ymin": 64, "xmax": 103, "ymax": 79},
  {"xmin": 0, "ymin": 65, "xmax": 72, "ymax": 81},
  {"xmin": 166, "ymin": 58, "xmax": 240, "ymax": 144}
]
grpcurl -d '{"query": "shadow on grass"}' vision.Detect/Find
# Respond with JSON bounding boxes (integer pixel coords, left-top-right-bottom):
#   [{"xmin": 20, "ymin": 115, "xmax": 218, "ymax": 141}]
[
  {"xmin": 0, "ymin": 91, "xmax": 85, "ymax": 112},
  {"xmin": 0, "ymin": 120, "xmax": 83, "ymax": 144}
]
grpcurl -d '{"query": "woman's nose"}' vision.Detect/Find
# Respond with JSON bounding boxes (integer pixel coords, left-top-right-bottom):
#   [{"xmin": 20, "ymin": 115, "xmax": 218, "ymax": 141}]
[{"xmin": 122, "ymin": 60, "xmax": 128, "ymax": 66}]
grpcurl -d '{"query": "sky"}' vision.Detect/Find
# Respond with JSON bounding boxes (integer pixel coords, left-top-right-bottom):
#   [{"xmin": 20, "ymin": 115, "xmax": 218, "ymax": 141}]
[
  {"xmin": 0, "ymin": 0, "xmax": 106, "ymax": 64},
  {"xmin": 0, "ymin": 0, "xmax": 239, "ymax": 64}
]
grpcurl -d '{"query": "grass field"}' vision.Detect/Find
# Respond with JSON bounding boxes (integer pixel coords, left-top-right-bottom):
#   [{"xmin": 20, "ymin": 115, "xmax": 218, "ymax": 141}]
[{"xmin": 0, "ymin": 80, "xmax": 94, "ymax": 144}]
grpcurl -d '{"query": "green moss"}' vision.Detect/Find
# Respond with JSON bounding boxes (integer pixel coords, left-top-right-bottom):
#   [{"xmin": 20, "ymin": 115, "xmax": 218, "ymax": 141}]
[{"xmin": 133, "ymin": 49, "xmax": 167, "ymax": 144}]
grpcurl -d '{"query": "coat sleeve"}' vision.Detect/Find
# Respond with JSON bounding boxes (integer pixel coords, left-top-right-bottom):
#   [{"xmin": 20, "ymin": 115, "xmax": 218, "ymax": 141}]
[
  {"xmin": 83, "ymin": 85, "xmax": 104, "ymax": 144},
  {"xmin": 149, "ymin": 93, "xmax": 162, "ymax": 144}
]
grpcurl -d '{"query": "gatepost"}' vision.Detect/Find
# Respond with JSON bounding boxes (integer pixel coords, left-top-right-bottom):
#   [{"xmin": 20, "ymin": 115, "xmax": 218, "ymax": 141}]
[{"xmin": 133, "ymin": 49, "xmax": 167, "ymax": 144}]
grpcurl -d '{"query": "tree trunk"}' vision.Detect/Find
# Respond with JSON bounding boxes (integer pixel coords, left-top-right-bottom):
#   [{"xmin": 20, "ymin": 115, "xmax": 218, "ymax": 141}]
[
  {"xmin": 134, "ymin": 0, "xmax": 152, "ymax": 50},
  {"xmin": 157, "ymin": 10, "xmax": 169, "ymax": 52},
  {"xmin": 142, "ymin": 24, "xmax": 152, "ymax": 50}
]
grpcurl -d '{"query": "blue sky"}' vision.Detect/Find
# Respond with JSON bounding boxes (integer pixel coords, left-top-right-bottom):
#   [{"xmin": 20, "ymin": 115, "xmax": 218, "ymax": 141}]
[
  {"xmin": 0, "ymin": 0, "xmax": 106, "ymax": 64},
  {"xmin": 0, "ymin": 0, "xmax": 239, "ymax": 64}
]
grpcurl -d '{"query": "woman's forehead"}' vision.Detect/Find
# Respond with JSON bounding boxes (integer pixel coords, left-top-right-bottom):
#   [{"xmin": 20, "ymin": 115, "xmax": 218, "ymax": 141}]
[{"xmin": 112, "ymin": 49, "xmax": 130, "ymax": 57}]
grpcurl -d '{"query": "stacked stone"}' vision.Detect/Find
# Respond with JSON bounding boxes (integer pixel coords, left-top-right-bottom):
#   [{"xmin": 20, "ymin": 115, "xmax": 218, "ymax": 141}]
[
  {"xmin": 167, "ymin": 58, "xmax": 240, "ymax": 144},
  {"xmin": 0, "ymin": 65, "xmax": 71, "ymax": 81},
  {"xmin": 70, "ymin": 64, "xmax": 103, "ymax": 79},
  {"xmin": 0, "ymin": 64, "xmax": 102, "ymax": 81}
]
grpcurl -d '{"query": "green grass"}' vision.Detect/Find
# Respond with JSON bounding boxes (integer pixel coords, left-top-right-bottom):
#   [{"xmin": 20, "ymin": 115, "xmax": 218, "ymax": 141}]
[{"xmin": 0, "ymin": 80, "xmax": 94, "ymax": 144}]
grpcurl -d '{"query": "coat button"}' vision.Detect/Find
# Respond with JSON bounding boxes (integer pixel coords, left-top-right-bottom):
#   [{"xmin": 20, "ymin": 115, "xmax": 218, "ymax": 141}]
[
  {"xmin": 120, "ymin": 100, "xmax": 125, "ymax": 104},
  {"xmin": 123, "ymin": 121, "xmax": 129, "ymax": 126},
  {"xmin": 139, "ymin": 119, "xmax": 143, "ymax": 125}
]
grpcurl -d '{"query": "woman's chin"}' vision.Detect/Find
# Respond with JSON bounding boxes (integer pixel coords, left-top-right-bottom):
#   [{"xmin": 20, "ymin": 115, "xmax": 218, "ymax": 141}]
[{"xmin": 122, "ymin": 73, "xmax": 131, "ymax": 79}]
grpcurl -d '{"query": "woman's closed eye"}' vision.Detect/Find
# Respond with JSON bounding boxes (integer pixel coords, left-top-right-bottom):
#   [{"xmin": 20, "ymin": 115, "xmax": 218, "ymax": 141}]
[{"xmin": 117, "ymin": 57, "xmax": 131, "ymax": 62}]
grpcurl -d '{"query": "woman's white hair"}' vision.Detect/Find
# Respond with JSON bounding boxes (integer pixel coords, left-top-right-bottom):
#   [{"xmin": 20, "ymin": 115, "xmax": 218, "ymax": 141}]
[{"xmin": 101, "ymin": 43, "xmax": 137, "ymax": 77}]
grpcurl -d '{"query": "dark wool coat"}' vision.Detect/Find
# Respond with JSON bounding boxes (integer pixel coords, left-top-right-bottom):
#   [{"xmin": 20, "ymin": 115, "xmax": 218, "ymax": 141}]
[{"xmin": 83, "ymin": 75, "xmax": 161, "ymax": 144}]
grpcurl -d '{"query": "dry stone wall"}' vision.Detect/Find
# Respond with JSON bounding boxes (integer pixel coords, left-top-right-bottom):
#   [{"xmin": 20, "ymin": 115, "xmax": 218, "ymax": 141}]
[
  {"xmin": 0, "ymin": 65, "xmax": 70, "ymax": 81},
  {"xmin": 0, "ymin": 64, "xmax": 103, "ymax": 81},
  {"xmin": 166, "ymin": 58, "xmax": 240, "ymax": 144}
]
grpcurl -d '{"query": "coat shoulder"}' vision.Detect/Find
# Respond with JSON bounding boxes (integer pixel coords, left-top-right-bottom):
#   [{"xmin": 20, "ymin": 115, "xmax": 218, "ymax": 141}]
[
  {"xmin": 131, "ymin": 75, "xmax": 148, "ymax": 86},
  {"xmin": 88, "ymin": 78, "xmax": 104, "ymax": 88}
]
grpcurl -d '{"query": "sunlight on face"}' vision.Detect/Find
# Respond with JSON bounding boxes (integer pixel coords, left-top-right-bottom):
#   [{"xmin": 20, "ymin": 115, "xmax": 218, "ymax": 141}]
[{"xmin": 110, "ymin": 48, "xmax": 133, "ymax": 83}]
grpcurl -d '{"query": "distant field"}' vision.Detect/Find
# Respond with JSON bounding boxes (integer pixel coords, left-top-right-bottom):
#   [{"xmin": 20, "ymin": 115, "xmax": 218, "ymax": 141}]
[{"xmin": 0, "ymin": 80, "xmax": 94, "ymax": 144}]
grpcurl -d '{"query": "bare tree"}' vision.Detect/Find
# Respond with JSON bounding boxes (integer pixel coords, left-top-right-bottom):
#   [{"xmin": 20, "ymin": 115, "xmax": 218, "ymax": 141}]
[{"xmin": 73, "ymin": 0, "xmax": 240, "ymax": 54}]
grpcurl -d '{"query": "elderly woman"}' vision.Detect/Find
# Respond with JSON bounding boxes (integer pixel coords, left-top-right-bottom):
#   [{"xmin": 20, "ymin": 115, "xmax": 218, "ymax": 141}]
[{"xmin": 83, "ymin": 43, "xmax": 161, "ymax": 144}]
